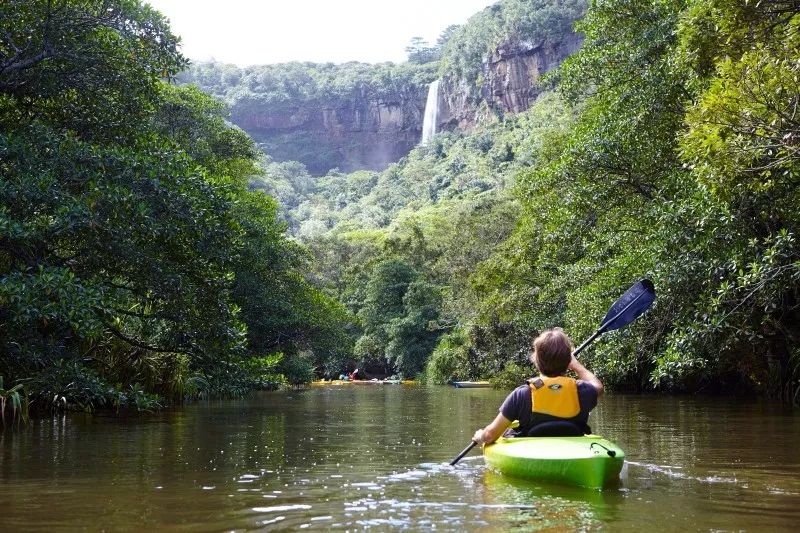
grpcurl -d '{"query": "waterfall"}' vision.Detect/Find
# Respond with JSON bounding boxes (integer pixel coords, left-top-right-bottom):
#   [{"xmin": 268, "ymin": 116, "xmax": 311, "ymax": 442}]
[{"xmin": 421, "ymin": 79, "xmax": 440, "ymax": 144}]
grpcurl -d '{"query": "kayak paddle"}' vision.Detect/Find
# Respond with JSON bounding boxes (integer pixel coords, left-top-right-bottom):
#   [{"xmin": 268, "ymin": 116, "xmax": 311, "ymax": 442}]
[
  {"xmin": 450, "ymin": 441, "xmax": 479, "ymax": 466},
  {"xmin": 448, "ymin": 278, "xmax": 656, "ymax": 466},
  {"xmin": 449, "ymin": 420, "xmax": 520, "ymax": 466},
  {"xmin": 572, "ymin": 279, "xmax": 656, "ymax": 358}
]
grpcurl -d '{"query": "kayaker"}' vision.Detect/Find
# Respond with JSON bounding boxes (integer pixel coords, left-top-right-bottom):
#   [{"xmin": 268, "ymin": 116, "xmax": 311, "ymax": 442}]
[{"xmin": 472, "ymin": 328, "xmax": 604, "ymax": 444}]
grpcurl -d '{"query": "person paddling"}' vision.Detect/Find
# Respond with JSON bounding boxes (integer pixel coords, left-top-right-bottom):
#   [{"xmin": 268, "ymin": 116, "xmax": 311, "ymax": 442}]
[{"xmin": 472, "ymin": 328, "xmax": 603, "ymax": 445}]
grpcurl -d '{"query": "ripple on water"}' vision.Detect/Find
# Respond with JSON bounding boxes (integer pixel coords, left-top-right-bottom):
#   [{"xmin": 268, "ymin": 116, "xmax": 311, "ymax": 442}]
[
  {"xmin": 383, "ymin": 469, "xmax": 429, "ymax": 482},
  {"xmin": 257, "ymin": 515, "xmax": 285, "ymax": 526},
  {"xmin": 349, "ymin": 482, "xmax": 382, "ymax": 489},
  {"xmin": 252, "ymin": 504, "xmax": 313, "ymax": 513},
  {"xmin": 626, "ymin": 461, "xmax": 739, "ymax": 484}
]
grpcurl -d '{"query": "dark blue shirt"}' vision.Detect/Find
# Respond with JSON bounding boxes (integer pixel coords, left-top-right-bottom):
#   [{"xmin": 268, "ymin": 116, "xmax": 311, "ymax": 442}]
[{"xmin": 499, "ymin": 380, "xmax": 599, "ymax": 436}]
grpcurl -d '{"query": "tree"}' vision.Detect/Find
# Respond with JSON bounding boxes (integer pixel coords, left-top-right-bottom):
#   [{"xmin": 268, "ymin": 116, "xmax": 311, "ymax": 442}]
[
  {"xmin": 385, "ymin": 280, "xmax": 443, "ymax": 377},
  {"xmin": 405, "ymin": 37, "xmax": 439, "ymax": 64},
  {"xmin": 354, "ymin": 259, "xmax": 417, "ymax": 373},
  {"xmin": 0, "ymin": 0, "xmax": 356, "ymax": 410}
]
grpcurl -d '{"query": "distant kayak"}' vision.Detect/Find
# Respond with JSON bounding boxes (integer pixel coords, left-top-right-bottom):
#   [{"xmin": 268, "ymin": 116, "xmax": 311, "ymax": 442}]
[
  {"xmin": 351, "ymin": 379, "xmax": 405, "ymax": 385},
  {"xmin": 483, "ymin": 435, "xmax": 625, "ymax": 489},
  {"xmin": 452, "ymin": 381, "xmax": 492, "ymax": 388},
  {"xmin": 311, "ymin": 379, "xmax": 414, "ymax": 386}
]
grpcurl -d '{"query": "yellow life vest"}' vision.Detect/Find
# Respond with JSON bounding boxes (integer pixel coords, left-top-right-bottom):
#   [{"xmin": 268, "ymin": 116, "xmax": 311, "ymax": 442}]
[{"xmin": 529, "ymin": 376, "xmax": 580, "ymax": 419}]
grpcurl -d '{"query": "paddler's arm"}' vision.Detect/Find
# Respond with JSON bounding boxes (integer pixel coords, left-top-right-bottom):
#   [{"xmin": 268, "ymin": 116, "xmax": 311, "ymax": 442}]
[
  {"xmin": 569, "ymin": 354, "xmax": 604, "ymax": 397},
  {"xmin": 472, "ymin": 413, "xmax": 512, "ymax": 445}
]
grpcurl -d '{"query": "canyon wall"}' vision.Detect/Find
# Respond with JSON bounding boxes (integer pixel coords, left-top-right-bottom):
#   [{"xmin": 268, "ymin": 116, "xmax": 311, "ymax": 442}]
[
  {"xmin": 181, "ymin": 33, "xmax": 581, "ymax": 175},
  {"xmin": 437, "ymin": 33, "xmax": 584, "ymax": 131},
  {"xmin": 229, "ymin": 84, "xmax": 428, "ymax": 175}
]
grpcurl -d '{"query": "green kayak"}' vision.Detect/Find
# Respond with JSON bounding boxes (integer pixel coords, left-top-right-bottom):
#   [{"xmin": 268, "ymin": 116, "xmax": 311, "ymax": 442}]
[{"xmin": 483, "ymin": 435, "xmax": 625, "ymax": 489}]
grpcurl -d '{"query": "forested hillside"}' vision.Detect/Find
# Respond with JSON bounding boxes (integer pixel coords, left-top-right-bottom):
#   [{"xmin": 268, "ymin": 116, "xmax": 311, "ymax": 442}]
[
  {"xmin": 178, "ymin": 61, "xmax": 438, "ymax": 174},
  {"xmin": 0, "ymin": 0, "xmax": 352, "ymax": 414},
  {"xmin": 2, "ymin": 0, "xmax": 798, "ymax": 415},
  {"xmin": 247, "ymin": 0, "xmax": 800, "ymax": 400}
]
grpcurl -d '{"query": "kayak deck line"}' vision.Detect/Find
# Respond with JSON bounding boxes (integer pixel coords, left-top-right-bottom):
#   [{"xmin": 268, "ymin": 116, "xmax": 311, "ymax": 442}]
[{"xmin": 483, "ymin": 435, "xmax": 625, "ymax": 489}]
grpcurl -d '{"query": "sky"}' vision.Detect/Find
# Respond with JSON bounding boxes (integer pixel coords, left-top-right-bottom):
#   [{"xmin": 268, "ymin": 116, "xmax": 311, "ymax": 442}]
[{"xmin": 144, "ymin": 0, "xmax": 497, "ymax": 66}]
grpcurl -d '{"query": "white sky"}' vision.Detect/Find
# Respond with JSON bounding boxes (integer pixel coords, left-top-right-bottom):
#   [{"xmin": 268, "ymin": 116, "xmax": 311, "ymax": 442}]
[{"xmin": 145, "ymin": 0, "xmax": 497, "ymax": 66}]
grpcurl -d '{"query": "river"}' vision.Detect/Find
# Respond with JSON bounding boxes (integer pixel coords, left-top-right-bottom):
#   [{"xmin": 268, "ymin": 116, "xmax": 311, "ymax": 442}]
[{"xmin": 1, "ymin": 385, "xmax": 798, "ymax": 531}]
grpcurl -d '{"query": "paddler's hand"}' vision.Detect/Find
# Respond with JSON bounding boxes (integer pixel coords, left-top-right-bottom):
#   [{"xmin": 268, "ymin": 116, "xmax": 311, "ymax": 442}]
[
  {"xmin": 473, "ymin": 413, "xmax": 512, "ymax": 445},
  {"xmin": 568, "ymin": 354, "xmax": 604, "ymax": 396},
  {"xmin": 568, "ymin": 354, "xmax": 580, "ymax": 371}
]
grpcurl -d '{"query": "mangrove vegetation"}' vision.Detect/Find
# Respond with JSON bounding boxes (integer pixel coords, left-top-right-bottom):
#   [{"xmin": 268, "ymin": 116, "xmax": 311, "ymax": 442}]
[
  {"xmin": 0, "ymin": 0, "xmax": 351, "ymax": 415},
  {"xmin": 1, "ymin": 0, "xmax": 799, "ymax": 418}
]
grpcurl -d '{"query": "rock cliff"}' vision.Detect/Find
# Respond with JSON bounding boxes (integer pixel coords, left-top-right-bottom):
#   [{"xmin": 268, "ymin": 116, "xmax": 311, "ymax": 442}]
[
  {"xmin": 230, "ymin": 84, "xmax": 428, "ymax": 175},
  {"xmin": 436, "ymin": 33, "xmax": 583, "ymax": 131},
  {"xmin": 181, "ymin": 31, "xmax": 581, "ymax": 175}
]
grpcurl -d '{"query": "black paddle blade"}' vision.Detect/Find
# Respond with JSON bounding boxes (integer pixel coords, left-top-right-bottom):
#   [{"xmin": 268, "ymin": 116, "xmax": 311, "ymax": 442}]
[{"xmin": 600, "ymin": 279, "xmax": 655, "ymax": 332}]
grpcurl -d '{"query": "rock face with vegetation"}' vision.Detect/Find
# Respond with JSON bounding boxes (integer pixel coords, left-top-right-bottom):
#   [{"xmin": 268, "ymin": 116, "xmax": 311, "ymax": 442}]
[
  {"xmin": 179, "ymin": 2, "xmax": 586, "ymax": 174},
  {"xmin": 437, "ymin": 34, "xmax": 584, "ymax": 130},
  {"xmin": 482, "ymin": 34, "xmax": 583, "ymax": 112},
  {"xmin": 435, "ymin": 0, "xmax": 587, "ymax": 129},
  {"xmin": 179, "ymin": 62, "xmax": 438, "ymax": 175},
  {"xmin": 231, "ymin": 78, "xmax": 428, "ymax": 175}
]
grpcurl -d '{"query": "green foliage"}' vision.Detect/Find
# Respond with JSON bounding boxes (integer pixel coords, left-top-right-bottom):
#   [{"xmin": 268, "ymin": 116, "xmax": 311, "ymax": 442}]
[
  {"xmin": 354, "ymin": 259, "xmax": 417, "ymax": 371},
  {"xmin": 424, "ymin": 328, "xmax": 471, "ymax": 384},
  {"xmin": 0, "ymin": 0, "xmax": 357, "ymax": 410},
  {"xmin": 0, "ymin": 0, "xmax": 187, "ymax": 141},
  {"xmin": 466, "ymin": 0, "xmax": 800, "ymax": 397},
  {"xmin": 439, "ymin": 0, "xmax": 586, "ymax": 89},
  {"xmin": 789, "ymin": 346, "xmax": 800, "ymax": 406},
  {"xmin": 489, "ymin": 362, "xmax": 530, "ymax": 390},
  {"xmin": 22, "ymin": 361, "xmax": 161, "ymax": 413},
  {"xmin": 239, "ymin": 353, "xmax": 285, "ymax": 389},
  {"xmin": 0, "ymin": 375, "xmax": 27, "ymax": 427},
  {"xmin": 181, "ymin": 60, "xmax": 438, "ymax": 107},
  {"xmin": 405, "ymin": 37, "xmax": 440, "ymax": 64},
  {"xmin": 278, "ymin": 352, "xmax": 317, "ymax": 386},
  {"xmin": 404, "ymin": 25, "xmax": 461, "ymax": 65},
  {"xmin": 350, "ymin": 261, "xmax": 446, "ymax": 378},
  {"xmin": 385, "ymin": 280, "xmax": 444, "ymax": 377}
]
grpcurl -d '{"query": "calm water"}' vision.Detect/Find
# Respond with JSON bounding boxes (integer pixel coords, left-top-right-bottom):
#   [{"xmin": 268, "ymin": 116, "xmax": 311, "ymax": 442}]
[{"xmin": 1, "ymin": 385, "xmax": 799, "ymax": 531}]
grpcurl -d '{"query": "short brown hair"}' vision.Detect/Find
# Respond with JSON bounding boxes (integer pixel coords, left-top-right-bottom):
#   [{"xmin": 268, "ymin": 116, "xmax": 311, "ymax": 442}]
[{"xmin": 531, "ymin": 328, "xmax": 573, "ymax": 377}]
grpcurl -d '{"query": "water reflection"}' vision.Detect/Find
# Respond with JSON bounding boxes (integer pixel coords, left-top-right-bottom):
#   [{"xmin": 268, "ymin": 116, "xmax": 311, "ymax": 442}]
[{"xmin": 0, "ymin": 386, "xmax": 798, "ymax": 531}]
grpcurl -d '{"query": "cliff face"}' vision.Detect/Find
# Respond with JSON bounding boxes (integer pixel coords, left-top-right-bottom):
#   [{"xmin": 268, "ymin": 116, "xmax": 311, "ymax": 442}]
[
  {"xmin": 230, "ymin": 86, "xmax": 427, "ymax": 175},
  {"xmin": 196, "ymin": 33, "xmax": 581, "ymax": 176},
  {"xmin": 484, "ymin": 34, "xmax": 583, "ymax": 112},
  {"xmin": 436, "ymin": 33, "xmax": 583, "ymax": 131}
]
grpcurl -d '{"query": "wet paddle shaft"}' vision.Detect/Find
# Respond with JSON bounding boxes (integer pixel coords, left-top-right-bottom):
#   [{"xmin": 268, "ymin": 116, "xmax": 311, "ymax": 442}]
[{"xmin": 449, "ymin": 279, "xmax": 656, "ymax": 466}]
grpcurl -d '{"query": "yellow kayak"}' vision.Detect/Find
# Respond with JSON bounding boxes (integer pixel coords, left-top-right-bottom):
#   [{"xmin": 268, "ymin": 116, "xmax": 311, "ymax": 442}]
[{"xmin": 311, "ymin": 379, "xmax": 416, "ymax": 386}]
